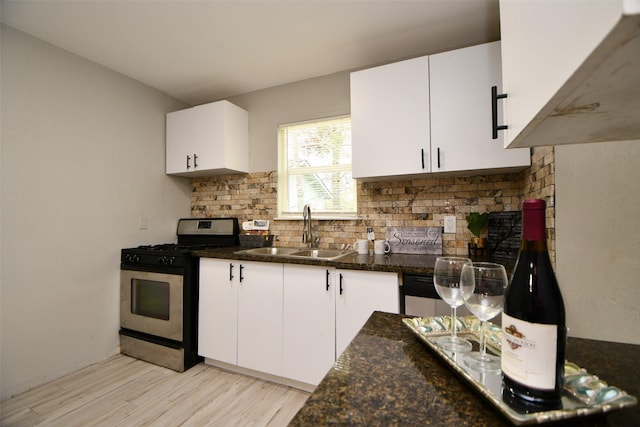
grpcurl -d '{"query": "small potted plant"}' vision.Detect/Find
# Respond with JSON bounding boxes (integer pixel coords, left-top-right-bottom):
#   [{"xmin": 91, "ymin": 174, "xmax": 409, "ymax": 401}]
[{"xmin": 465, "ymin": 212, "xmax": 489, "ymax": 248}]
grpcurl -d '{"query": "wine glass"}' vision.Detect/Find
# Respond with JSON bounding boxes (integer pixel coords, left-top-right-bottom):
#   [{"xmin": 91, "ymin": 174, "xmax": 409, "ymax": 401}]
[
  {"xmin": 433, "ymin": 256, "xmax": 473, "ymax": 352},
  {"xmin": 460, "ymin": 262, "xmax": 508, "ymax": 372}
]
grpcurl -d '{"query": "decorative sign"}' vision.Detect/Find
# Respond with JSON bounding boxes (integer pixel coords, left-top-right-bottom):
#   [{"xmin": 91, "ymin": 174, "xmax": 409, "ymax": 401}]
[
  {"xmin": 488, "ymin": 211, "xmax": 521, "ymax": 259},
  {"xmin": 386, "ymin": 227, "xmax": 442, "ymax": 255}
]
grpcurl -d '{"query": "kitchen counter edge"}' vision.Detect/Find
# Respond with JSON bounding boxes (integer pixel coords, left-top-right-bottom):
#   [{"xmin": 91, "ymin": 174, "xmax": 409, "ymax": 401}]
[{"xmin": 193, "ymin": 246, "xmax": 516, "ymax": 275}]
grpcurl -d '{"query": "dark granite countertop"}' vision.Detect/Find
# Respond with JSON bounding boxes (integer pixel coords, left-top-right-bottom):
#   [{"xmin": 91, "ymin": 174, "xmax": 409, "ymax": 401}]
[
  {"xmin": 194, "ymin": 246, "xmax": 516, "ymax": 275},
  {"xmin": 290, "ymin": 312, "xmax": 640, "ymax": 426}
]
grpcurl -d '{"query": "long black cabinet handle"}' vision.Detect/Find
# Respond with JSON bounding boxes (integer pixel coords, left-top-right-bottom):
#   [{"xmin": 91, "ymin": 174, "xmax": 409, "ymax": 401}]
[
  {"xmin": 437, "ymin": 147, "xmax": 441, "ymax": 169},
  {"xmin": 491, "ymin": 85, "xmax": 508, "ymax": 139},
  {"xmin": 186, "ymin": 155, "xmax": 191, "ymax": 170},
  {"xmin": 193, "ymin": 153, "xmax": 198, "ymax": 169},
  {"xmin": 339, "ymin": 273, "xmax": 344, "ymax": 295},
  {"xmin": 421, "ymin": 148, "xmax": 425, "ymax": 169},
  {"xmin": 229, "ymin": 263, "xmax": 234, "ymax": 281},
  {"xmin": 326, "ymin": 270, "xmax": 330, "ymax": 291},
  {"xmin": 239, "ymin": 264, "xmax": 244, "ymax": 282}
]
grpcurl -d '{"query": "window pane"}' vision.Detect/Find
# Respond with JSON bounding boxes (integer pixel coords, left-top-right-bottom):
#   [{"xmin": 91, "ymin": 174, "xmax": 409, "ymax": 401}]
[
  {"xmin": 286, "ymin": 120, "xmax": 352, "ymax": 169},
  {"xmin": 278, "ymin": 116, "xmax": 356, "ymax": 217},
  {"xmin": 287, "ymin": 171, "xmax": 356, "ymax": 213}
]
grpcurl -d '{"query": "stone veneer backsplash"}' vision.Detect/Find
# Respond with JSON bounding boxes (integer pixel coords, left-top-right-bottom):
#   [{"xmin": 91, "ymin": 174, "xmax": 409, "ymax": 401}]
[{"xmin": 192, "ymin": 146, "xmax": 555, "ymax": 261}]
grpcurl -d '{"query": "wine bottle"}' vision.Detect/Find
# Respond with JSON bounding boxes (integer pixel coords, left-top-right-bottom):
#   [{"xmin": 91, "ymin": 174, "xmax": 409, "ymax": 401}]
[{"xmin": 501, "ymin": 199, "xmax": 566, "ymax": 411}]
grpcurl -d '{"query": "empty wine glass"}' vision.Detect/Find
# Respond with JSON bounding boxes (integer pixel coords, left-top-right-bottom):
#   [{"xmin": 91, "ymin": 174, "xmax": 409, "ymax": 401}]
[
  {"xmin": 460, "ymin": 262, "xmax": 508, "ymax": 372},
  {"xmin": 433, "ymin": 256, "xmax": 473, "ymax": 352}
]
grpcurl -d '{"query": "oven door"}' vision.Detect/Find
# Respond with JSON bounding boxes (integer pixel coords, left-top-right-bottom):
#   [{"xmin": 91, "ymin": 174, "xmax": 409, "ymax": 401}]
[{"xmin": 120, "ymin": 269, "xmax": 183, "ymax": 342}]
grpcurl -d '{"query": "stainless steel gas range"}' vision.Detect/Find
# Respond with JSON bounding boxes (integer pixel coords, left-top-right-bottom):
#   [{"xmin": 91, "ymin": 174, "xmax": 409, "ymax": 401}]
[{"xmin": 120, "ymin": 218, "xmax": 239, "ymax": 372}]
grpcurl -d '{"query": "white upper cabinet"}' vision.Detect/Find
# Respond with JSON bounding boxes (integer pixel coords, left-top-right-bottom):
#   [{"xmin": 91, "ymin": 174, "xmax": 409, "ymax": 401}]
[
  {"xmin": 429, "ymin": 41, "xmax": 530, "ymax": 173},
  {"xmin": 351, "ymin": 56, "xmax": 431, "ymax": 180},
  {"xmin": 499, "ymin": 0, "xmax": 640, "ymax": 148},
  {"xmin": 166, "ymin": 100, "xmax": 249, "ymax": 177},
  {"xmin": 350, "ymin": 42, "xmax": 530, "ymax": 181}
]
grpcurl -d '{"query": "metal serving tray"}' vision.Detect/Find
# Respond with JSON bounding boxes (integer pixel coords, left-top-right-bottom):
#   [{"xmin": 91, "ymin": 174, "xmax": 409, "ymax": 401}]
[{"xmin": 403, "ymin": 316, "xmax": 637, "ymax": 425}]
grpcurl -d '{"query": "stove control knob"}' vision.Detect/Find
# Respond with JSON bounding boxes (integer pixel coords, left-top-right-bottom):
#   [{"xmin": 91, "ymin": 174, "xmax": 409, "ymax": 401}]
[
  {"xmin": 125, "ymin": 254, "xmax": 140, "ymax": 263},
  {"xmin": 159, "ymin": 256, "xmax": 175, "ymax": 265}
]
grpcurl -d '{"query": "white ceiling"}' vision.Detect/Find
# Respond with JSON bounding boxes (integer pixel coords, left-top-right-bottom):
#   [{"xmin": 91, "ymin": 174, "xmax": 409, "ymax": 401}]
[{"xmin": 1, "ymin": 0, "xmax": 500, "ymax": 106}]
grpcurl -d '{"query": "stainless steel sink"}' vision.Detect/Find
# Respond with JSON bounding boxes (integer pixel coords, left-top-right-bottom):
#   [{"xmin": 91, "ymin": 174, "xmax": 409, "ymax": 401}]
[
  {"xmin": 234, "ymin": 247, "xmax": 354, "ymax": 261},
  {"xmin": 287, "ymin": 249, "xmax": 354, "ymax": 261},
  {"xmin": 234, "ymin": 247, "xmax": 301, "ymax": 256}
]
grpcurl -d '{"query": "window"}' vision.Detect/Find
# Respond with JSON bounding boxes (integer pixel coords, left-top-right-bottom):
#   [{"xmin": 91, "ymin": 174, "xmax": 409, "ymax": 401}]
[{"xmin": 277, "ymin": 116, "xmax": 356, "ymax": 219}]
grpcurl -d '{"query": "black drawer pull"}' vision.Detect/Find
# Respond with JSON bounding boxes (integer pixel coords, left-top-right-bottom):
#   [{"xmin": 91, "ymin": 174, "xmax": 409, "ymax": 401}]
[{"xmin": 491, "ymin": 85, "xmax": 508, "ymax": 139}]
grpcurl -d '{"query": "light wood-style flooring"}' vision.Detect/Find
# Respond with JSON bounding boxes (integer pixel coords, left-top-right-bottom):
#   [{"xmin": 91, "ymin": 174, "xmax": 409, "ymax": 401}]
[{"xmin": 1, "ymin": 355, "xmax": 310, "ymax": 426}]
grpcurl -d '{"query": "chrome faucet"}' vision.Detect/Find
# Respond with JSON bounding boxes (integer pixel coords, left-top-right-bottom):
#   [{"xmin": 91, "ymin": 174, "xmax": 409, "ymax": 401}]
[{"xmin": 302, "ymin": 204, "xmax": 313, "ymax": 247}]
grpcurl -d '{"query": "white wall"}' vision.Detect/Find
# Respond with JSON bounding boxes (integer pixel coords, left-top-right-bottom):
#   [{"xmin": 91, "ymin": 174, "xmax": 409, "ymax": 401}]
[
  {"xmin": 0, "ymin": 25, "xmax": 191, "ymax": 399},
  {"xmin": 556, "ymin": 140, "xmax": 640, "ymax": 345},
  {"xmin": 228, "ymin": 72, "xmax": 351, "ymax": 173}
]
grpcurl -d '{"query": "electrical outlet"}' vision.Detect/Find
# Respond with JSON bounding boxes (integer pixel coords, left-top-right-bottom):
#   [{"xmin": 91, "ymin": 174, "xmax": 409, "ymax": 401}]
[
  {"xmin": 138, "ymin": 216, "xmax": 148, "ymax": 230},
  {"xmin": 444, "ymin": 215, "xmax": 456, "ymax": 233}
]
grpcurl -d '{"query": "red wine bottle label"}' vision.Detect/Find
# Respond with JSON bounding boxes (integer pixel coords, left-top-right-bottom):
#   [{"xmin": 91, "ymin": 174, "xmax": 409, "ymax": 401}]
[{"xmin": 501, "ymin": 313, "xmax": 558, "ymax": 390}]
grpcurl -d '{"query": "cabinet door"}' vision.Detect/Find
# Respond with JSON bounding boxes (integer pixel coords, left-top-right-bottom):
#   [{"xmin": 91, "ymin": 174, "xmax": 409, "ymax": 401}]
[
  {"xmin": 237, "ymin": 261, "xmax": 284, "ymax": 376},
  {"xmin": 351, "ymin": 56, "xmax": 430, "ymax": 180},
  {"xmin": 189, "ymin": 102, "xmax": 221, "ymax": 173},
  {"xmin": 429, "ymin": 42, "xmax": 530, "ymax": 173},
  {"xmin": 166, "ymin": 108, "xmax": 193, "ymax": 174},
  {"xmin": 166, "ymin": 101, "xmax": 249, "ymax": 177},
  {"xmin": 335, "ymin": 270, "xmax": 399, "ymax": 357},
  {"xmin": 500, "ymin": 0, "xmax": 636, "ymax": 148},
  {"xmin": 198, "ymin": 258, "xmax": 239, "ymax": 364},
  {"xmin": 191, "ymin": 101, "xmax": 249, "ymax": 174},
  {"xmin": 283, "ymin": 265, "xmax": 336, "ymax": 385}
]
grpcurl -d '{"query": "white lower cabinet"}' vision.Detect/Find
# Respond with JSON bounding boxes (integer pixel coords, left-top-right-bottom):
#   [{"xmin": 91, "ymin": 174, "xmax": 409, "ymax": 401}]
[
  {"xmin": 198, "ymin": 258, "xmax": 239, "ymax": 365},
  {"xmin": 236, "ymin": 261, "xmax": 284, "ymax": 376},
  {"xmin": 283, "ymin": 265, "xmax": 336, "ymax": 385},
  {"xmin": 199, "ymin": 259, "xmax": 283, "ymax": 376},
  {"xmin": 199, "ymin": 258, "xmax": 399, "ymax": 388},
  {"xmin": 335, "ymin": 269, "xmax": 400, "ymax": 356}
]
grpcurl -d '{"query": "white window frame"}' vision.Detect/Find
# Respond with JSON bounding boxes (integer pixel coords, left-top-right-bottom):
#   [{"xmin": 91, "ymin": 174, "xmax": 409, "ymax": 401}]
[{"xmin": 276, "ymin": 115, "xmax": 357, "ymax": 220}]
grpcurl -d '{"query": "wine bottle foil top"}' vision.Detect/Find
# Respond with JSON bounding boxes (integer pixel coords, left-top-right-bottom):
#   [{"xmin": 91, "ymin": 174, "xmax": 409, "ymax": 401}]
[
  {"xmin": 523, "ymin": 199, "xmax": 545, "ymax": 210},
  {"xmin": 522, "ymin": 199, "xmax": 546, "ymax": 241}
]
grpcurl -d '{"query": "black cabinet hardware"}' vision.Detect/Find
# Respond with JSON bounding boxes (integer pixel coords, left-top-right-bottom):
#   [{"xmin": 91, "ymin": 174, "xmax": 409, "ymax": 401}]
[
  {"xmin": 193, "ymin": 153, "xmax": 198, "ymax": 169},
  {"xmin": 437, "ymin": 147, "xmax": 441, "ymax": 169},
  {"xmin": 186, "ymin": 155, "xmax": 191, "ymax": 169},
  {"xmin": 229, "ymin": 263, "xmax": 234, "ymax": 281},
  {"xmin": 326, "ymin": 270, "xmax": 330, "ymax": 291},
  {"xmin": 239, "ymin": 264, "xmax": 244, "ymax": 282},
  {"xmin": 339, "ymin": 273, "xmax": 344, "ymax": 295},
  {"xmin": 421, "ymin": 148, "xmax": 425, "ymax": 169},
  {"xmin": 491, "ymin": 85, "xmax": 508, "ymax": 139}
]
